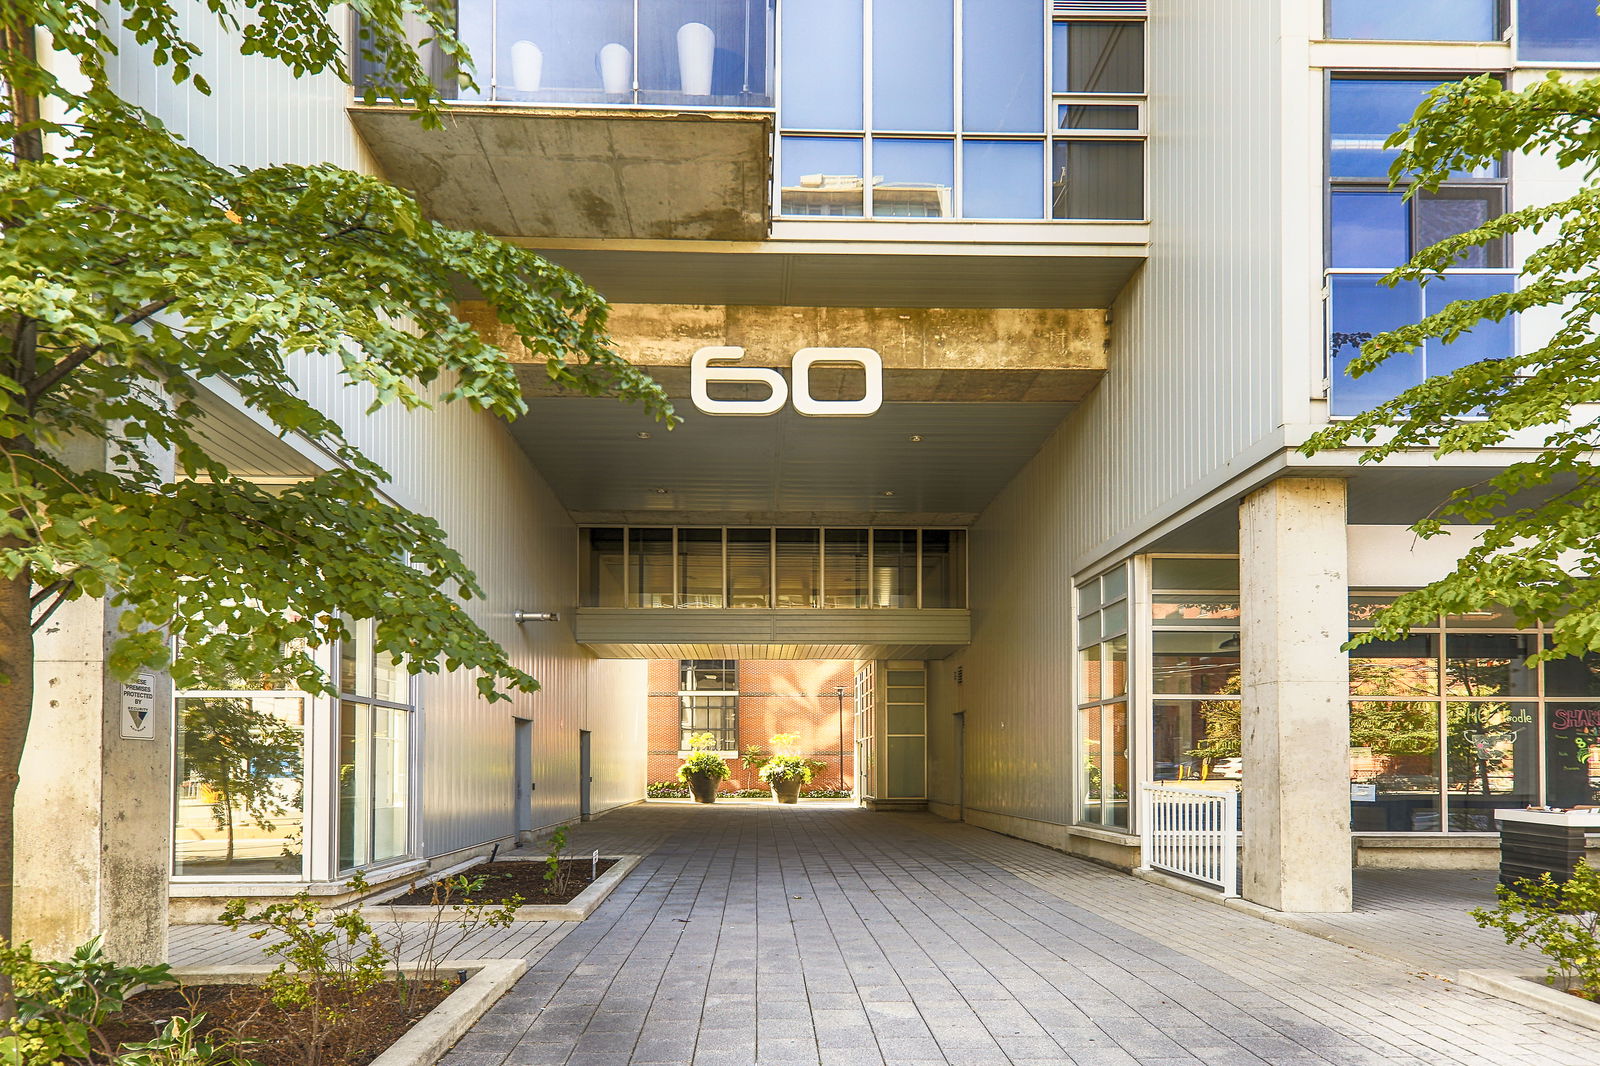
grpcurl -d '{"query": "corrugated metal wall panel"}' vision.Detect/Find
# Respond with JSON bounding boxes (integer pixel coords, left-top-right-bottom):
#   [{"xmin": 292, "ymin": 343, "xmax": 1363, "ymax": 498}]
[
  {"xmin": 104, "ymin": 3, "xmax": 648, "ymax": 860},
  {"xmin": 932, "ymin": 0, "xmax": 1287, "ymax": 829}
]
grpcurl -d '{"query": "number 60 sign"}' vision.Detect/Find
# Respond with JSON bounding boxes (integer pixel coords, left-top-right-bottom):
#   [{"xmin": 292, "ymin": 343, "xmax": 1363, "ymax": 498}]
[{"xmin": 689, "ymin": 346, "xmax": 883, "ymax": 417}]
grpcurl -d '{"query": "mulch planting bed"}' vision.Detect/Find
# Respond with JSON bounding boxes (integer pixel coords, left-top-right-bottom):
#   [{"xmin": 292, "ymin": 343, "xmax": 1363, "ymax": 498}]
[
  {"xmin": 98, "ymin": 981, "xmax": 452, "ymax": 1066},
  {"xmin": 386, "ymin": 858, "xmax": 618, "ymax": 906}
]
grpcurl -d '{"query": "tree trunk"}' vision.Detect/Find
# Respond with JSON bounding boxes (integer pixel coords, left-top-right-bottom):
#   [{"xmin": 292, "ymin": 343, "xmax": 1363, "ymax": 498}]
[{"xmin": 0, "ymin": 552, "xmax": 33, "ymax": 945}]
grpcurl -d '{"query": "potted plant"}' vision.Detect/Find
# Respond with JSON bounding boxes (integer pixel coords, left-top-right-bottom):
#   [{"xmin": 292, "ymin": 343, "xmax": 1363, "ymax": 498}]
[
  {"xmin": 758, "ymin": 733, "xmax": 812, "ymax": 804},
  {"xmin": 678, "ymin": 732, "xmax": 730, "ymax": 804}
]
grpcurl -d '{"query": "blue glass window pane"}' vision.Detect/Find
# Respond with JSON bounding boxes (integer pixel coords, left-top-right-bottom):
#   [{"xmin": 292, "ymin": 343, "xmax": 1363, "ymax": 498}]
[
  {"xmin": 1519, "ymin": 0, "xmax": 1600, "ymax": 61},
  {"xmin": 1330, "ymin": 274, "xmax": 1425, "ymax": 416},
  {"xmin": 780, "ymin": 137, "xmax": 864, "ymax": 216},
  {"xmin": 963, "ymin": 140, "xmax": 1044, "ymax": 219},
  {"xmin": 637, "ymin": 0, "xmax": 773, "ymax": 106},
  {"xmin": 781, "ymin": 0, "xmax": 863, "ymax": 129},
  {"xmin": 962, "ymin": 0, "xmax": 1044, "ymax": 132},
  {"xmin": 1424, "ymin": 274, "xmax": 1515, "ymax": 376},
  {"xmin": 873, "ymin": 0, "xmax": 954, "ymax": 131},
  {"xmin": 1329, "ymin": 0, "xmax": 1498, "ymax": 41},
  {"xmin": 872, "ymin": 139, "xmax": 954, "ymax": 217},
  {"xmin": 1330, "ymin": 79, "xmax": 1500, "ymax": 180},
  {"xmin": 1331, "ymin": 190, "xmax": 1409, "ymax": 267},
  {"xmin": 496, "ymin": 0, "xmax": 633, "ymax": 102}
]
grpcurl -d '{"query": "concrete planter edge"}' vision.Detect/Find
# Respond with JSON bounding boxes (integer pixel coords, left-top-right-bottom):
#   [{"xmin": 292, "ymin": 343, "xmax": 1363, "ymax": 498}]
[
  {"xmin": 166, "ymin": 958, "xmax": 527, "ymax": 1066},
  {"xmin": 1457, "ymin": 969, "xmax": 1600, "ymax": 1031},
  {"xmin": 370, "ymin": 854, "xmax": 644, "ymax": 922}
]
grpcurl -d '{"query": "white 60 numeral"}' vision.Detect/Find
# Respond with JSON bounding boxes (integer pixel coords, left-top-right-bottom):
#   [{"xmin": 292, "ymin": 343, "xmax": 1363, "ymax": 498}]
[{"xmin": 690, "ymin": 347, "xmax": 883, "ymax": 417}]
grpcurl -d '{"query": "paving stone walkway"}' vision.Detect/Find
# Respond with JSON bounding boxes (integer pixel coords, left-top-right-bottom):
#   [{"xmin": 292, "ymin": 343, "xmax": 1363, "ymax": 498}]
[{"xmin": 433, "ymin": 804, "xmax": 1600, "ymax": 1066}]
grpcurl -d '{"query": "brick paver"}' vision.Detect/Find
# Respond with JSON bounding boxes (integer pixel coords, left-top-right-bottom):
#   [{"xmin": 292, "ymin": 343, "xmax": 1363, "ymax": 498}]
[{"xmin": 431, "ymin": 804, "xmax": 1600, "ymax": 1066}]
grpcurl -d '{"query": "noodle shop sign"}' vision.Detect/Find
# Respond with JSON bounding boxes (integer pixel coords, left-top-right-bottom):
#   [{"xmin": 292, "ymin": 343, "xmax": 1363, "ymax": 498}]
[{"xmin": 690, "ymin": 347, "xmax": 883, "ymax": 417}]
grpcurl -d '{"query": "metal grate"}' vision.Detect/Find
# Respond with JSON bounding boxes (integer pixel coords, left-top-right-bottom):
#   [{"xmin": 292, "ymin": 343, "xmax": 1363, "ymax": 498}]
[{"xmin": 1053, "ymin": 1, "xmax": 1147, "ymax": 13}]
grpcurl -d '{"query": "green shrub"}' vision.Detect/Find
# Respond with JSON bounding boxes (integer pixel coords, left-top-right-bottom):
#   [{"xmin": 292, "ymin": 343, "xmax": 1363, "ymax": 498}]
[
  {"xmin": 646, "ymin": 781, "xmax": 689, "ymax": 798},
  {"xmin": 114, "ymin": 1014, "xmax": 256, "ymax": 1066},
  {"xmin": 1472, "ymin": 860, "xmax": 1600, "ymax": 999},
  {"xmin": 0, "ymin": 937, "xmax": 177, "ymax": 1066},
  {"xmin": 677, "ymin": 751, "xmax": 730, "ymax": 781},
  {"xmin": 758, "ymin": 755, "xmax": 813, "ymax": 785}
]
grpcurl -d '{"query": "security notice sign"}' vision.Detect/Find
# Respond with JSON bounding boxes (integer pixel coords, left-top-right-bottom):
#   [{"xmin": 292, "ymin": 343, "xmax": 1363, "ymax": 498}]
[{"xmin": 120, "ymin": 672, "xmax": 156, "ymax": 741}]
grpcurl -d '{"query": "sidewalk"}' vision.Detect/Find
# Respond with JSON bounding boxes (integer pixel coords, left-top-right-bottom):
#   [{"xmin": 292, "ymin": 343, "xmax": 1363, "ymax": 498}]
[{"xmin": 431, "ymin": 803, "xmax": 1600, "ymax": 1066}]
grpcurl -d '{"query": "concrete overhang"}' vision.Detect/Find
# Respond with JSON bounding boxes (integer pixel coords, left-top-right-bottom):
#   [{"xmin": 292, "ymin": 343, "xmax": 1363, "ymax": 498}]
[
  {"xmin": 573, "ymin": 607, "xmax": 970, "ymax": 661},
  {"xmin": 465, "ymin": 302, "xmax": 1108, "ymax": 404},
  {"xmin": 348, "ymin": 104, "xmax": 771, "ymax": 241},
  {"xmin": 519, "ymin": 230, "xmax": 1147, "ymax": 309}
]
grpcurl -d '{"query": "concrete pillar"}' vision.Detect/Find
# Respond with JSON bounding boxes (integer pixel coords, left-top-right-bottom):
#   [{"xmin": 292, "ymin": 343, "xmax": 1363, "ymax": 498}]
[
  {"xmin": 15, "ymin": 596, "xmax": 171, "ymax": 963},
  {"xmin": 1239, "ymin": 477, "xmax": 1351, "ymax": 913}
]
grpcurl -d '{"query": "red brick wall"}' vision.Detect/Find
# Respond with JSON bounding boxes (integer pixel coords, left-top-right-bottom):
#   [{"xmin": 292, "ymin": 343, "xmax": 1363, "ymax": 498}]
[{"xmin": 647, "ymin": 659, "xmax": 857, "ymax": 792}]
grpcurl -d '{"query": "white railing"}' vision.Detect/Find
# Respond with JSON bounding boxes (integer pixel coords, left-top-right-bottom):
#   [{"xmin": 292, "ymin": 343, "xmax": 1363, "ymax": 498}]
[{"xmin": 1138, "ymin": 783, "xmax": 1239, "ymax": 895}]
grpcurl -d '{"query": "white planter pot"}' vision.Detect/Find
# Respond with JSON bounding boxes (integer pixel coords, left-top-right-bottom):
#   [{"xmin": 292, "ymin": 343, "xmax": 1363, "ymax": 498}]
[
  {"xmin": 510, "ymin": 40, "xmax": 543, "ymax": 92},
  {"xmin": 599, "ymin": 42, "xmax": 631, "ymax": 94},
  {"xmin": 677, "ymin": 22, "xmax": 714, "ymax": 96}
]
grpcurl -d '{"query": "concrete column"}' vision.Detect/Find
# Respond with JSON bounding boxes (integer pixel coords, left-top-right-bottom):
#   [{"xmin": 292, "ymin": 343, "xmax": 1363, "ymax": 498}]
[
  {"xmin": 1239, "ymin": 477, "xmax": 1351, "ymax": 913},
  {"xmin": 15, "ymin": 596, "xmax": 171, "ymax": 963}
]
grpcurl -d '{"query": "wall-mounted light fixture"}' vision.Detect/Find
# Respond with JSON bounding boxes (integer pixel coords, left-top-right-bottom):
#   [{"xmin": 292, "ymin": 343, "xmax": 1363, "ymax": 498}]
[{"xmin": 514, "ymin": 611, "xmax": 561, "ymax": 624}]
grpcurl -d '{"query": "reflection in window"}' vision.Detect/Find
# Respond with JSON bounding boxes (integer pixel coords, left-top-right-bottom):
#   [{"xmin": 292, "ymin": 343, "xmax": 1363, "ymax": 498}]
[
  {"xmin": 870, "ymin": 530, "xmax": 918, "ymax": 607},
  {"xmin": 1052, "ymin": 21, "xmax": 1144, "ymax": 93},
  {"xmin": 1518, "ymin": 0, "xmax": 1600, "ymax": 61},
  {"xmin": 780, "ymin": 137, "xmax": 865, "ymax": 217},
  {"xmin": 1445, "ymin": 633, "xmax": 1538, "ymax": 697},
  {"xmin": 174, "ymin": 697, "xmax": 305, "ymax": 876},
  {"xmin": 1350, "ymin": 701, "xmax": 1441, "ymax": 832},
  {"xmin": 1152, "ymin": 700, "xmax": 1241, "ymax": 783},
  {"xmin": 920, "ymin": 530, "xmax": 966, "ymax": 608},
  {"xmin": 582, "ymin": 527, "xmax": 626, "ymax": 608},
  {"xmin": 1349, "ymin": 634, "xmax": 1438, "ymax": 696},
  {"xmin": 1546, "ymin": 704, "xmax": 1600, "ymax": 808},
  {"xmin": 1153, "ymin": 632, "xmax": 1240, "ymax": 695},
  {"xmin": 963, "ymin": 140, "xmax": 1046, "ymax": 219},
  {"xmin": 872, "ymin": 139, "xmax": 954, "ymax": 218},
  {"xmin": 1446, "ymin": 702, "xmax": 1537, "ymax": 830},
  {"xmin": 338, "ymin": 701, "xmax": 412, "ymax": 870},
  {"xmin": 1327, "ymin": 0, "xmax": 1499, "ymax": 41},
  {"xmin": 680, "ymin": 696, "xmax": 739, "ymax": 751},
  {"xmin": 1544, "ymin": 642, "xmax": 1600, "ymax": 697}
]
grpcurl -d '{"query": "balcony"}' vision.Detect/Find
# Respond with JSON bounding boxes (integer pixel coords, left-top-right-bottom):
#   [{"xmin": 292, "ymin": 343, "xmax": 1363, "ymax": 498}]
[
  {"xmin": 349, "ymin": 1, "xmax": 773, "ymax": 241},
  {"xmin": 1326, "ymin": 270, "xmax": 1516, "ymax": 418}
]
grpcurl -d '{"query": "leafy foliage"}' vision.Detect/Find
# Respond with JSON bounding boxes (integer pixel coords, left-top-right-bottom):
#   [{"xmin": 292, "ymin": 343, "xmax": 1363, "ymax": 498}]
[
  {"xmin": 177, "ymin": 698, "xmax": 302, "ymax": 864},
  {"xmin": 1473, "ymin": 861, "xmax": 1600, "ymax": 999},
  {"xmin": 542, "ymin": 827, "xmax": 570, "ymax": 895},
  {"xmin": 1301, "ymin": 68, "xmax": 1600, "ymax": 657},
  {"xmin": 677, "ymin": 751, "xmax": 731, "ymax": 782},
  {"xmin": 113, "ymin": 1014, "xmax": 257, "ymax": 1066},
  {"xmin": 757, "ymin": 756, "xmax": 813, "ymax": 784},
  {"xmin": 0, "ymin": 936, "xmax": 174, "ymax": 1065}
]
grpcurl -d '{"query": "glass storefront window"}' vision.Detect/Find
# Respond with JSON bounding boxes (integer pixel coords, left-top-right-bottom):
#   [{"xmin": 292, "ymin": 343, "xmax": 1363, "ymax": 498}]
[
  {"xmin": 1079, "ymin": 705, "xmax": 1102, "ymax": 824},
  {"xmin": 1151, "ymin": 594, "xmax": 1240, "ymax": 626},
  {"xmin": 174, "ymin": 696, "xmax": 306, "ymax": 877},
  {"xmin": 1078, "ymin": 564, "xmax": 1132, "ymax": 828},
  {"xmin": 1349, "ymin": 634, "xmax": 1438, "ymax": 696},
  {"xmin": 1350, "ymin": 700, "xmax": 1441, "ymax": 831},
  {"xmin": 1446, "ymin": 701, "xmax": 1537, "ymax": 830},
  {"xmin": 1152, "ymin": 632, "xmax": 1239, "ymax": 695},
  {"xmin": 1445, "ymin": 632, "xmax": 1538, "ymax": 697},
  {"xmin": 1546, "ymin": 704, "xmax": 1600, "ymax": 808}
]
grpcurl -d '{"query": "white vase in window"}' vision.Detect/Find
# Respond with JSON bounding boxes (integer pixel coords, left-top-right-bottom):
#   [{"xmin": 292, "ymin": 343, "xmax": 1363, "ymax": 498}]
[
  {"xmin": 510, "ymin": 40, "xmax": 543, "ymax": 92},
  {"xmin": 599, "ymin": 42, "xmax": 631, "ymax": 94},
  {"xmin": 677, "ymin": 22, "xmax": 714, "ymax": 96}
]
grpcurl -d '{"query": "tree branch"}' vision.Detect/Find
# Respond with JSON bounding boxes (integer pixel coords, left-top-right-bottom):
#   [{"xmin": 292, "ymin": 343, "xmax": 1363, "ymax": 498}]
[
  {"xmin": 28, "ymin": 589, "xmax": 67, "ymax": 632},
  {"xmin": 24, "ymin": 296, "xmax": 176, "ymax": 402},
  {"xmin": 28, "ymin": 581, "xmax": 63, "ymax": 609}
]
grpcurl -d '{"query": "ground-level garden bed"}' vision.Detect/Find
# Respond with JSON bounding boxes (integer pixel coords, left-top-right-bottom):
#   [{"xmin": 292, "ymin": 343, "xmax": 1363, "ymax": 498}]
[
  {"xmin": 371, "ymin": 854, "xmax": 642, "ymax": 921},
  {"xmin": 385, "ymin": 858, "xmax": 617, "ymax": 906}
]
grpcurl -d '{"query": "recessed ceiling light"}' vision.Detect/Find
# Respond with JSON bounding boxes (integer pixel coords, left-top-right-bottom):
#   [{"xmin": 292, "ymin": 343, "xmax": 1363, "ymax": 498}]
[
  {"xmin": 636, "ymin": 431, "xmax": 652, "ymax": 439},
  {"xmin": 881, "ymin": 490, "xmax": 896, "ymax": 497},
  {"xmin": 908, "ymin": 435, "xmax": 923, "ymax": 443},
  {"xmin": 654, "ymin": 487, "xmax": 670, "ymax": 495}
]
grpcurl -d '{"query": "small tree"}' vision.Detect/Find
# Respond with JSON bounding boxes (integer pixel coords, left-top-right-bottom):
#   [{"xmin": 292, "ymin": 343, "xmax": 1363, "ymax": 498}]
[
  {"xmin": 1302, "ymin": 59, "xmax": 1600, "ymax": 663},
  {"xmin": 0, "ymin": 0, "xmax": 673, "ymax": 943}
]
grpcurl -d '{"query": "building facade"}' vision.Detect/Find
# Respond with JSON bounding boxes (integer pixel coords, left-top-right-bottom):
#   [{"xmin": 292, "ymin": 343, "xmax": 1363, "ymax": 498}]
[{"xmin": 23, "ymin": 0, "xmax": 1600, "ymax": 962}]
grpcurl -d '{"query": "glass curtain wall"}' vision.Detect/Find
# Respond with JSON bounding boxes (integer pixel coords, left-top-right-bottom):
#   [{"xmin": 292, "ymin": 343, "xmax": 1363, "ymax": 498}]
[
  {"xmin": 1349, "ymin": 598, "xmax": 1600, "ymax": 831},
  {"xmin": 1077, "ymin": 564, "xmax": 1130, "ymax": 829},
  {"xmin": 777, "ymin": 2, "xmax": 1145, "ymax": 220},
  {"xmin": 1149, "ymin": 558, "xmax": 1242, "ymax": 787},
  {"xmin": 1326, "ymin": 0, "xmax": 1501, "ymax": 40},
  {"xmin": 581, "ymin": 527, "xmax": 967, "ymax": 608},
  {"xmin": 1326, "ymin": 75, "xmax": 1513, "ymax": 415},
  {"xmin": 174, "ymin": 694, "xmax": 307, "ymax": 877},
  {"xmin": 337, "ymin": 618, "xmax": 414, "ymax": 872}
]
